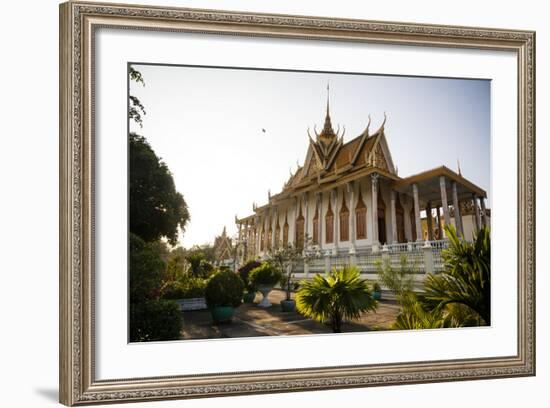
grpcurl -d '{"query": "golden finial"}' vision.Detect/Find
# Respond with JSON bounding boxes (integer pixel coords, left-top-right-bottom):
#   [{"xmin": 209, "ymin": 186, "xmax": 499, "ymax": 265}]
[{"xmin": 326, "ymin": 81, "xmax": 330, "ymax": 114}]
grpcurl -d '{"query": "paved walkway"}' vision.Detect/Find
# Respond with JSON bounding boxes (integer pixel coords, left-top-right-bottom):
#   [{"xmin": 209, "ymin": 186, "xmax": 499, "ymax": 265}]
[{"xmin": 180, "ymin": 289, "xmax": 400, "ymax": 340}]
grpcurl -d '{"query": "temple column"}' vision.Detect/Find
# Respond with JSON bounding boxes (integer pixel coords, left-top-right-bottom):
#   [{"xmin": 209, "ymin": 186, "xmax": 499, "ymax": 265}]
[
  {"xmin": 473, "ymin": 194, "xmax": 481, "ymax": 232},
  {"xmin": 243, "ymin": 222, "xmax": 247, "ymax": 252},
  {"xmin": 426, "ymin": 201, "xmax": 434, "ymax": 241},
  {"xmin": 292, "ymin": 197, "xmax": 300, "ymax": 248},
  {"xmin": 332, "ymin": 188, "xmax": 339, "ymax": 255},
  {"xmin": 436, "ymin": 207, "xmax": 443, "ymax": 240},
  {"xmin": 262, "ymin": 214, "xmax": 271, "ymax": 252},
  {"xmin": 317, "ymin": 192, "xmax": 323, "ymax": 250},
  {"xmin": 371, "ymin": 174, "xmax": 379, "ymax": 250},
  {"xmin": 439, "ymin": 176, "xmax": 451, "ymax": 237},
  {"xmin": 480, "ymin": 197, "xmax": 489, "ymax": 227},
  {"xmin": 271, "ymin": 206, "xmax": 277, "ymax": 249},
  {"xmin": 451, "ymin": 181, "xmax": 464, "ymax": 237},
  {"xmin": 412, "ymin": 183, "xmax": 422, "ymax": 242},
  {"xmin": 390, "ymin": 190, "xmax": 397, "ymax": 244},
  {"xmin": 303, "ymin": 192, "xmax": 309, "ymax": 250},
  {"xmin": 254, "ymin": 215, "xmax": 260, "ymax": 255},
  {"xmin": 348, "ymin": 182, "xmax": 357, "ymax": 253}
]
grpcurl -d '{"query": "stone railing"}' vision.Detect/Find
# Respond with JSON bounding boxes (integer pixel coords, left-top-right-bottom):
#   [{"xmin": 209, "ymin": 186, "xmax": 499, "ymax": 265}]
[{"xmin": 291, "ymin": 239, "xmax": 450, "ymax": 279}]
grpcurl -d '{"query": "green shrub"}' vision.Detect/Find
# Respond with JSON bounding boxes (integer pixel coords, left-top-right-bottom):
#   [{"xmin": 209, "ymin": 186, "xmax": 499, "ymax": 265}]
[
  {"xmin": 162, "ymin": 278, "xmax": 206, "ymax": 300},
  {"xmin": 129, "ymin": 299, "xmax": 182, "ymax": 342},
  {"xmin": 205, "ymin": 270, "xmax": 244, "ymax": 308},
  {"xmin": 161, "ymin": 282, "xmax": 185, "ymax": 300},
  {"xmin": 182, "ymin": 278, "xmax": 206, "ymax": 299},
  {"xmin": 238, "ymin": 260, "xmax": 262, "ymax": 292},
  {"xmin": 249, "ymin": 262, "xmax": 283, "ymax": 287}
]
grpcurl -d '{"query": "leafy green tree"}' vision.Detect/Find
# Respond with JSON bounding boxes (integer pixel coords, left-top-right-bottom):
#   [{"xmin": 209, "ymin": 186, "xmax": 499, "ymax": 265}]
[
  {"xmin": 296, "ymin": 266, "xmax": 377, "ymax": 333},
  {"xmin": 185, "ymin": 252, "xmax": 211, "ymax": 278},
  {"xmin": 128, "ymin": 66, "xmax": 190, "ymax": 245},
  {"xmin": 163, "ymin": 248, "xmax": 190, "ymax": 283},
  {"xmin": 266, "ymin": 244, "xmax": 301, "ymax": 300},
  {"xmin": 129, "ymin": 66, "xmax": 146, "ymax": 127},
  {"xmin": 129, "ymin": 132, "xmax": 190, "ymax": 245},
  {"xmin": 129, "ymin": 233, "xmax": 165, "ymax": 302},
  {"xmin": 424, "ymin": 225, "xmax": 491, "ymax": 325}
]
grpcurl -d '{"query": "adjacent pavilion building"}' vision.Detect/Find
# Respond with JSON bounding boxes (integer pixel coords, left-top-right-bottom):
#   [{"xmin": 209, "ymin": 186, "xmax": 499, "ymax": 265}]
[{"xmin": 234, "ymin": 90, "xmax": 489, "ymax": 275}]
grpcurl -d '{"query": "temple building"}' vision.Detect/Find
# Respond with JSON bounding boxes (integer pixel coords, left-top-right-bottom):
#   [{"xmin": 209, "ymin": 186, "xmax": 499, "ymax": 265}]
[
  {"xmin": 213, "ymin": 226, "xmax": 233, "ymax": 265},
  {"xmin": 235, "ymin": 88, "xmax": 490, "ymax": 275}
]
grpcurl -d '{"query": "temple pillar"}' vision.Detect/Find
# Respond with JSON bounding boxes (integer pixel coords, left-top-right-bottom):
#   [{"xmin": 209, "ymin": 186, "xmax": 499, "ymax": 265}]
[
  {"xmin": 412, "ymin": 183, "xmax": 422, "ymax": 242},
  {"xmin": 317, "ymin": 192, "xmax": 323, "ymax": 250},
  {"xmin": 371, "ymin": 174, "xmax": 379, "ymax": 250},
  {"xmin": 292, "ymin": 197, "xmax": 298, "ymax": 246},
  {"xmin": 439, "ymin": 176, "xmax": 451, "ymax": 237},
  {"xmin": 303, "ymin": 192, "xmax": 309, "ymax": 250},
  {"xmin": 426, "ymin": 201, "xmax": 434, "ymax": 241},
  {"xmin": 271, "ymin": 206, "xmax": 277, "ymax": 249},
  {"xmin": 332, "ymin": 188, "xmax": 339, "ymax": 255},
  {"xmin": 347, "ymin": 182, "xmax": 356, "ymax": 254},
  {"xmin": 452, "ymin": 181, "xmax": 464, "ymax": 237},
  {"xmin": 473, "ymin": 194, "xmax": 481, "ymax": 232},
  {"xmin": 480, "ymin": 197, "xmax": 489, "ymax": 228},
  {"xmin": 390, "ymin": 190, "xmax": 397, "ymax": 244},
  {"xmin": 254, "ymin": 215, "xmax": 260, "ymax": 255}
]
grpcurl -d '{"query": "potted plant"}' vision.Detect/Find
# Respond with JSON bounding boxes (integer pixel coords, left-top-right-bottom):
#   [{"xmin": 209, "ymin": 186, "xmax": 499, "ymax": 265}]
[
  {"xmin": 372, "ymin": 282, "xmax": 382, "ymax": 301},
  {"xmin": 204, "ymin": 269, "xmax": 244, "ymax": 323},
  {"xmin": 248, "ymin": 262, "xmax": 282, "ymax": 307},
  {"xmin": 266, "ymin": 244, "xmax": 302, "ymax": 312},
  {"xmin": 237, "ymin": 260, "xmax": 262, "ymax": 303},
  {"xmin": 280, "ymin": 273, "xmax": 299, "ymax": 312}
]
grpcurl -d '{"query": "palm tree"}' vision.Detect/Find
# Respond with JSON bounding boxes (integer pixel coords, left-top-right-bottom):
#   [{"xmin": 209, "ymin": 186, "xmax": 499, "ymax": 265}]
[
  {"xmin": 423, "ymin": 225, "xmax": 491, "ymax": 325},
  {"xmin": 296, "ymin": 266, "xmax": 377, "ymax": 333}
]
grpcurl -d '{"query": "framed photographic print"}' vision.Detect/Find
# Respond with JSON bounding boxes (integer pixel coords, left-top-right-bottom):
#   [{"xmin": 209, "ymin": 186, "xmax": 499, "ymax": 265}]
[{"xmin": 59, "ymin": 1, "xmax": 536, "ymax": 405}]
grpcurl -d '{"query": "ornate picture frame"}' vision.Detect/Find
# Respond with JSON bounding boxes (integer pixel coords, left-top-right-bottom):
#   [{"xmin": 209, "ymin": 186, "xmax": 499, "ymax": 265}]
[{"xmin": 59, "ymin": 1, "xmax": 535, "ymax": 405}]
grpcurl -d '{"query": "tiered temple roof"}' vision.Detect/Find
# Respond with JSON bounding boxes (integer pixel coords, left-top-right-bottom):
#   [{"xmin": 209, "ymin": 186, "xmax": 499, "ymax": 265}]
[{"xmin": 278, "ymin": 86, "xmax": 396, "ymax": 199}]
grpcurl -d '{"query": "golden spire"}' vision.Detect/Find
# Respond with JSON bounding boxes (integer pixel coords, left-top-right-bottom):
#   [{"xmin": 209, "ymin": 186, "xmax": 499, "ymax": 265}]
[
  {"xmin": 316, "ymin": 81, "xmax": 336, "ymax": 141},
  {"xmin": 326, "ymin": 81, "xmax": 330, "ymax": 115}
]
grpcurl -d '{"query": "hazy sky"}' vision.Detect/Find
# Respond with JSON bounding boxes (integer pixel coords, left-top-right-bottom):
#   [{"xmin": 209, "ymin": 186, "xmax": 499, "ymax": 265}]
[{"xmin": 129, "ymin": 64, "xmax": 491, "ymax": 248}]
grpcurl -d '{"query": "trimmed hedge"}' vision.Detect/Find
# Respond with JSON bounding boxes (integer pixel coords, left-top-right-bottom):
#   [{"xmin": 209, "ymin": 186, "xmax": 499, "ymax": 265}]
[
  {"xmin": 205, "ymin": 270, "xmax": 244, "ymax": 308},
  {"xmin": 249, "ymin": 262, "xmax": 283, "ymax": 287},
  {"xmin": 129, "ymin": 300, "xmax": 182, "ymax": 342},
  {"xmin": 162, "ymin": 278, "xmax": 206, "ymax": 300},
  {"xmin": 238, "ymin": 260, "xmax": 262, "ymax": 292}
]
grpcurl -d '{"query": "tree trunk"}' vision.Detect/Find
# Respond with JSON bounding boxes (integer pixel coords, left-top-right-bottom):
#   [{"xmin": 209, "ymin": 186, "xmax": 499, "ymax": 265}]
[{"xmin": 332, "ymin": 312, "xmax": 342, "ymax": 333}]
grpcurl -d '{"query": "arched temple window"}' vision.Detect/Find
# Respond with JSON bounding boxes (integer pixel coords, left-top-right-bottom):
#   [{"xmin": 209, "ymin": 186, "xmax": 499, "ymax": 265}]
[
  {"xmin": 312, "ymin": 201, "xmax": 319, "ymax": 245},
  {"xmin": 325, "ymin": 200, "xmax": 334, "ymax": 244},
  {"xmin": 295, "ymin": 205, "xmax": 305, "ymax": 251},
  {"xmin": 283, "ymin": 213, "xmax": 289, "ymax": 247},
  {"xmin": 267, "ymin": 219, "xmax": 273, "ymax": 251},
  {"xmin": 355, "ymin": 188, "xmax": 367, "ymax": 240},
  {"xmin": 339, "ymin": 191, "xmax": 349, "ymax": 242},
  {"xmin": 274, "ymin": 216, "xmax": 280, "ymax": 249},
  {"xmin": 259, "ymin": 225, "xmax": 265, "ymax": 251}
]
